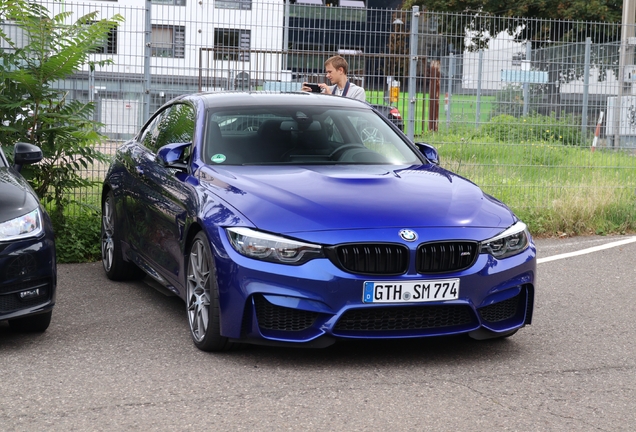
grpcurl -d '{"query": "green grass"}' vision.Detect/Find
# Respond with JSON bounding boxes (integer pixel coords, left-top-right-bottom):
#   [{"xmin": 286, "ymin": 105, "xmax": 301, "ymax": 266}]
[{"xmin": 422, "ymin": 129, "xmax": 636, "ymax": 237}]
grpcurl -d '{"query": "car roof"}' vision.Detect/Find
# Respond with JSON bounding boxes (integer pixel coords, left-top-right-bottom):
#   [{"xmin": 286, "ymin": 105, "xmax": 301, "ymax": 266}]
[{"xmin": 172, "ymin": 91, "xmax": 373, "ymax": 110}]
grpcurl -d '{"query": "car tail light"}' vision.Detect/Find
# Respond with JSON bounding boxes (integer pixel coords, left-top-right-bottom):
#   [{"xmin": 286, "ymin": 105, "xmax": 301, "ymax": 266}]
[{"xmin": 390, "ymin": 108, "xmax": 402, "ymax": 119}]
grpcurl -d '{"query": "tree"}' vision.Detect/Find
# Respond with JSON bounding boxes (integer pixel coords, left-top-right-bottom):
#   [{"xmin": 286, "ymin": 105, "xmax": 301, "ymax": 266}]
[
  {"xmin": 403, "ymin": 0, "xmax": 622, "ymax": 49},
  {"xmin": 402, "ymin": 0, "xmax": 623, "ymax": 120},
  {"xmin": 405, "ymin": 0, "xmax": 621, "ymax": 23},
  {"xmin": 0, "ymin": 0, "xmax": 123, "ymax": 224}
]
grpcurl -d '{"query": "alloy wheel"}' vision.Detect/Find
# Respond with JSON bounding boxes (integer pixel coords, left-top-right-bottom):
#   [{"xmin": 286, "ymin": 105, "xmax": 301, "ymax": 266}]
[
  {"xmin": 101, "ymin": 196, "xmax": 115, "ymax": 272},
  {"xmin": 187, "ymin": 239, "xmax": 211, "ymax": 342}
]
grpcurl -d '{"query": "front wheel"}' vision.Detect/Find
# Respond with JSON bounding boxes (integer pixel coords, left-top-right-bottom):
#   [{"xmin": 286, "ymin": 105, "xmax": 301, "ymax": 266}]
[{"xmin": 186, "ymin": 232, "xmax": 236, "ymax": 352}]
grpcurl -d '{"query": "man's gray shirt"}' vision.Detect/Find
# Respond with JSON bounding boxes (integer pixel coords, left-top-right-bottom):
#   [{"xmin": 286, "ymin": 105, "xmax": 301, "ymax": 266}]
[{"xmin": 333, "ymin": 82, "xmax": 366, "ymax": 101}]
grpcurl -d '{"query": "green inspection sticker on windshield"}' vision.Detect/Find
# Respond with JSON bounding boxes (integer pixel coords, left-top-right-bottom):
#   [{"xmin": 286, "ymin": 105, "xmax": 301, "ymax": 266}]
[{"xmin": 211, "ymin": 154, "xmax": 226, "ymax": 163}]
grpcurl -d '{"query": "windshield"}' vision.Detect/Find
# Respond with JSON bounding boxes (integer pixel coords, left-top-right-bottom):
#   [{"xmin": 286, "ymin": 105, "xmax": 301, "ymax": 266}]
[{"xmin": 203, "ymin": 106, "xmax": 420, "ymax": 165}]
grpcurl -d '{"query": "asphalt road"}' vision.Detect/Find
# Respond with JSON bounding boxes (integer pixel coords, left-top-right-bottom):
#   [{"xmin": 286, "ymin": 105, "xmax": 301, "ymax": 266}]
[{"xmin": 1, "ymin": 236, "xmax": 635, "ymax": 431}]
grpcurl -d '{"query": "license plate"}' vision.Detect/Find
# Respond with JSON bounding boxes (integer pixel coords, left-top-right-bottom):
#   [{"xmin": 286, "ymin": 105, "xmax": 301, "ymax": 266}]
[{"xmin": 363, "ymin": 279, "xmax": 460, "ymax": 303}]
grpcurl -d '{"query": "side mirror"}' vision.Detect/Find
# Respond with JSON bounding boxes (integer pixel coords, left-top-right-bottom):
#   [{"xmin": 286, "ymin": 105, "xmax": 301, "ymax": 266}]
[
  {"xmin": 13, "ymin": 142, "xmax": 43, "ymax": 172},
  {"xmin": 156, "ymin": 142, "xmax": 190, "ymax": 171},
  {"xmin": 415, "ymin": 142, "xmax": 440, "ymax": 166}
]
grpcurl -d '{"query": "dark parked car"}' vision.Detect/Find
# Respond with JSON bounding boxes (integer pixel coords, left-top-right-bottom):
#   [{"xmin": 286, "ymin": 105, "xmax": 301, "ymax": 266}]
[
  {"xmin": 371, "ymin": 103, "xmax": 404, "ymax": 130},
  {"xmin": 0, "ymin": 142, "xmax": 56, "ymax": 332},
  {"xmin": 102, "ymin": 91, "xmax": 535, "ymax": 352}
]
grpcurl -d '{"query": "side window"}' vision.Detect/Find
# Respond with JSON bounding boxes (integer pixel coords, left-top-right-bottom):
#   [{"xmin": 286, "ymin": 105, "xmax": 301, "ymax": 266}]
[
  {"xmin": 140, "ymin": 109, "xmax": 168, "ymax": 152},
  {"xmin": 156, "ymin": 104, "xmax": 195, "ymax": 149},
  {"xmin": 140, "ymin": 104, "xmax": 195, "ymax": 156}
]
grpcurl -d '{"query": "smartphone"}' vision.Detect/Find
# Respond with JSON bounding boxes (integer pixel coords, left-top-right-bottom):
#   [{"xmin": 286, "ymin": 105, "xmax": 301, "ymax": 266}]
[{"xmin": 304, "ymin": 83, "xmax": 322, "ymax": 93}]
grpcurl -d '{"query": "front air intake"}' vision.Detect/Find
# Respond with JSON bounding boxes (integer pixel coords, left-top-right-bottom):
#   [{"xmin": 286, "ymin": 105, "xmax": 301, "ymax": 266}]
[{"xmin": 254, "ymin": 295, "xmax": 318, "ymax": 332}]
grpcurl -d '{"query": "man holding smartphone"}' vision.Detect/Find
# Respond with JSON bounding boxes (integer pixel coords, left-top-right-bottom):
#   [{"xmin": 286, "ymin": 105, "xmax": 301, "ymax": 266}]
[{"xmin": 301, "ymin": 55, "xmax": 366, "ymax": 101}]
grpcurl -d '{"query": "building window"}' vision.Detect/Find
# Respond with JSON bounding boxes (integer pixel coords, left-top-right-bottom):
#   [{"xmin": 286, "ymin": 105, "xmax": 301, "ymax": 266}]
[
  {"xmin": 0, "ymin": 23, "xmax": 28, "ymax": 51},
  {"xmin": 93, "ymin": 25, "xmax": 118, "ymax": 54},
  {"xmin": 214, "ymin": 29, "xmax": 250, "ymax": 62},
  {"xmin": 151, "ymin": 25, "xmax": 185, "ymax": 58},
  {"xmin": 215, "ymin": 0, "xmax": 251, "ymax": 10},
  {"xmin": 153, "ymin": 0, "xmax": 187, "ymax": 5}
]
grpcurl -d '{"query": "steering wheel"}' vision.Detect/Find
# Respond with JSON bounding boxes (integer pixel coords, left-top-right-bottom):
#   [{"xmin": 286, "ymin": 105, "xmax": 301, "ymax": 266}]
[{"xmin": 329, "ymin": 143, "xmax": 366, "ymax": 160}]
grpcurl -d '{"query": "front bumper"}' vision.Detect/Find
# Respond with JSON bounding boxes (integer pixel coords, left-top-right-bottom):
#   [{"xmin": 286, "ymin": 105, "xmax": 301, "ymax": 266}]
[
  {"xmin": 0, "ymin": 231, "xmax": 57, "ymax": 322},
  {"xmin": 214, "ymin": 228, "xmax": 536, "ymax": 346}
]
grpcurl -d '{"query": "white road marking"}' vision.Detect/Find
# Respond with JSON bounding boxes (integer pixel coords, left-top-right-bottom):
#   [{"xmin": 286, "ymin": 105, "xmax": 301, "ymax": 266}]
[{"xmin": 537, "ymin": 236, "xmax": 636, "ymax": 264}]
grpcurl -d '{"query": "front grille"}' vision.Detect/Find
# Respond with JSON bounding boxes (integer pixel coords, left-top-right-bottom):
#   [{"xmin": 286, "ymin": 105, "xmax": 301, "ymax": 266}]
[
  {"xmin": 330, "ymin": 243, "xmax": 408, "ymax": 275},
  {"xmin": 334, "ymin": 304, "xmax": 474, "ymax": 332},
  {"xmin": 416, "ymin": 241, "xmax": 478, "ymax": 274},
  {"xmin": 478, "ymin": 293, "xmax": 522, "ymax": 323},
  {"xmin": 254, "ymin": 295, "xmax": 318, "ymax": 332}
]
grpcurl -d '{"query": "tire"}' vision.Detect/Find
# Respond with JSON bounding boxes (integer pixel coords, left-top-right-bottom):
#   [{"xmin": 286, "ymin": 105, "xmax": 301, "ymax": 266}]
[
  {"xmin": 101, "ymin": 190, "xmax": 146, "ymax": 281},
  {"xmin": 186, "ymin": 232, "xmax": 236, "ymax": 352},
  {"xmin": 9, "ymin": 310, "xmax": 52, "ymax": 332}
]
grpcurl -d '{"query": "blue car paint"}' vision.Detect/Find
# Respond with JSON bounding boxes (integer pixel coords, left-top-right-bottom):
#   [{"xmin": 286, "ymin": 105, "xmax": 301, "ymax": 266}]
[{"xmin": 196, "ymin": 164, "xmax": 514, "ymax": 234}]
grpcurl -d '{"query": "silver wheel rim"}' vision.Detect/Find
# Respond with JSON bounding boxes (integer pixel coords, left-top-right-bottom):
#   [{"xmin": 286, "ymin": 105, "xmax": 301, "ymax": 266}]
[
  {"xmin": 187, "ymin": 239, "xmax": 211, "ymax": 342},
  {"xmin": 361, "ymin": 127, "xmax": 382, "ymax": 144},
  {"xmin": 102, "ymin": 196, "xmax": 115, "ymax": 272}
]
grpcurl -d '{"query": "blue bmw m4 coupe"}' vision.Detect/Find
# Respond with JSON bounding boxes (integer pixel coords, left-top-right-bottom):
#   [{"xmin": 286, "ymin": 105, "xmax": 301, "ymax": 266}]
[{"xmin": 101, "ymin": 92, "xmax": 535, "ymax": 352}]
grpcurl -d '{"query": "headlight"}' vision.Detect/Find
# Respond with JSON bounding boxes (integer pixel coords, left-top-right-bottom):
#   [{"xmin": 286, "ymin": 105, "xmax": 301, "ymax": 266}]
[
  {"xmin": 226, "ymin": 227, "xmax": 324, "ymax": 265},
  {"xmin": 480, "ymin": 222, "xmax": 529, "ymax": 259},
  {"xmin": 0, "ymin": 208, "xmax": 43, "ymax": 241}
]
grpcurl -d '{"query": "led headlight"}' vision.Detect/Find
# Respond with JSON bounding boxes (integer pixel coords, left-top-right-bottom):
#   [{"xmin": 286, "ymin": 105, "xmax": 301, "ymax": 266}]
[
  {"xmin": 480, "ymin": 222, "xmax": 530, "ymax": 259},
  {"xmin": 0, "ymin": 208, "xmax": 43, "ymax": 241},
  {"xmin": 226, "ymin": 227, "xmax": 324, "ymax": 265}
]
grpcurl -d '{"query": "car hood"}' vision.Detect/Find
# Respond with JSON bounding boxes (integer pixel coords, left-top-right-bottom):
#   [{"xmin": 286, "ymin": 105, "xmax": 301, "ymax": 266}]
[
  {"xmin": 0, "ymin": 167, "xmax": 40, "ymax": 223},
  {"xmin": 199, "ymin": 164, "xmax": 515, "ymax": 234}
]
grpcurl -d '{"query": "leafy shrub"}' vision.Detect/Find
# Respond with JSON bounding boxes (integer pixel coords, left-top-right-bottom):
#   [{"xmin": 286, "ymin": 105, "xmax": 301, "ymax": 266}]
[
  {"xmin": 482, "ymin": 113, "xmax": 585, "ymax": 146},
  {"xmin": 490, "ymin": 85, "xmax": 525, "ymax": 118},
  {"xmin": 53, "ymin": 209, "xmax": 102, "ymax": 263},
  {"xmin": 0, "ymin": 0, "xmax": 122, "ymax": 225}
]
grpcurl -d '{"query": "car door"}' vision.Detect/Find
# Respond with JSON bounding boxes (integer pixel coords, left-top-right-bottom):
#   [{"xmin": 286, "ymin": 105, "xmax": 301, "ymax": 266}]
[{"xmin": 126, "ymin": 103, "xmax": 197, "ymax": 290}]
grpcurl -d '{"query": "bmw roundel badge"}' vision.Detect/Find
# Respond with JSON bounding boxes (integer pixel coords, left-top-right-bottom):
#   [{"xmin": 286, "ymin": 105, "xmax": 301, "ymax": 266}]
[{"xmin": 399, "ymin": 229, "xmax": 418, "ymax": 242}]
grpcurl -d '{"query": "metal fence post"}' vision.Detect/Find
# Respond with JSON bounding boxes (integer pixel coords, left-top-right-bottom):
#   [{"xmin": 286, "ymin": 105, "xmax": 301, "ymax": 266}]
[
  {"xmin": 615, "ymin": 1, "xmax": 636, "ymax": 147},
  {"xmin": 476, "ymin": 49, "xmax": 483, "ymax": 130},
  {"xmin": 523, "ymin": 42, "xmax": 532, "ymax": 116},
  {"xmin": 582, "ymin": 37, "xmax": 591, "ymax": 137},
  {"xmin": 446, "ymin": 52, "xmax": 454, "ymax": 131},
  {"xmin": 283, "ymin": 0, "xmax": 290, "ymax": 73},
  {"xmin": 407, "ymin": 5, "xmax": 419, "ymax": 140},
  {"xmin": 143, "ymin": 0, "xmax": 152, "ymax": 125},
  {"xmin": 88, "ymin": 66, "xmax": 95, "ymax": 104}
]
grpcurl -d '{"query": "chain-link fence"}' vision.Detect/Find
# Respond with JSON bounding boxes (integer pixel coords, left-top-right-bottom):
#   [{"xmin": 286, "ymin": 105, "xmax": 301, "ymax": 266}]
[{"xmin": 7, "ymin": 0, "xmax": 636, "ymax": 218}]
